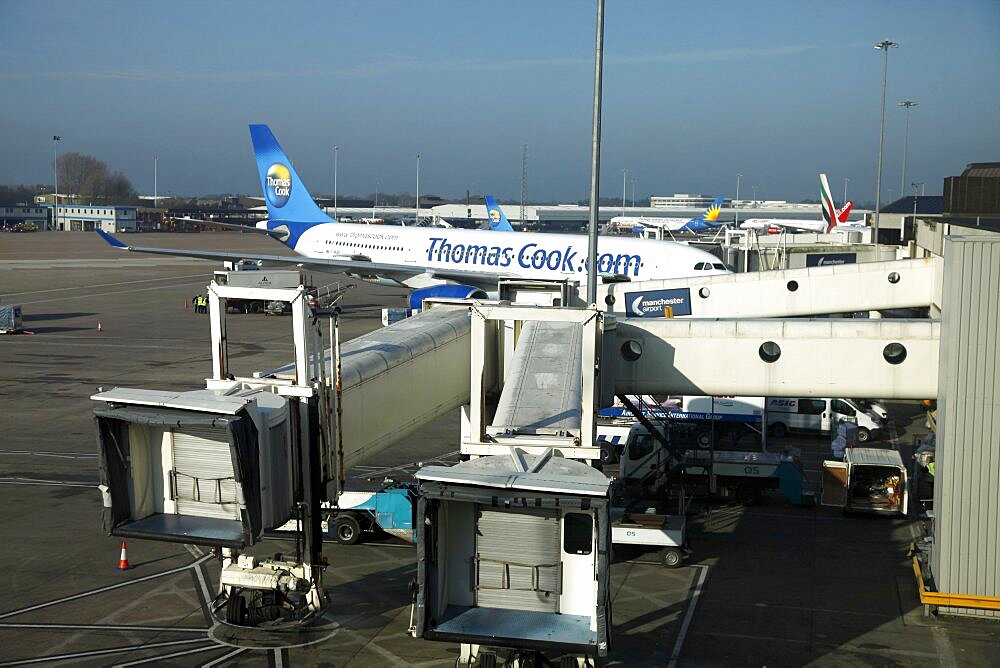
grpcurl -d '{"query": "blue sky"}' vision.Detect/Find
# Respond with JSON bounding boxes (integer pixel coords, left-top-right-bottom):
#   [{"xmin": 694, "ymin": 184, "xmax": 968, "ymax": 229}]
[{"xmin": 2, "ymin": 0, "xmax": 998, "ymax": 204}]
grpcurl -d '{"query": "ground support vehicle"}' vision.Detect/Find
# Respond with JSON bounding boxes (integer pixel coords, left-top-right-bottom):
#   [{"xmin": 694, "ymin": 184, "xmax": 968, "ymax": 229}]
[
  {"xmin": 822, "ymin": 447, "xmax": 909, "ymax": 516},
  {"xmin": 766, "ymin": 396, "xmax": 885, "ymax": 442},
  {"xmin": 324, "ymin": 483, "xmax": 417, "ymax": 545},
  {"xmin": 603, "ymin": 419, "xmax": 810, "ymax": 507}
]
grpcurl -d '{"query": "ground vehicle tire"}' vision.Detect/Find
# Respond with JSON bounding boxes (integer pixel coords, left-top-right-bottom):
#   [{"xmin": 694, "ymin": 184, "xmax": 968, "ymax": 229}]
[
  {"xmin": 659, "ymin": 547, "xmax": 683, "ymax": 568},
  {"xmin": 735, "ymin": 482, "xmax": 761, "ymax": 506},
  {"xmin": 695, "ymin": 429, "xmax": 712, "ymax": 449},
  {"xmin": 857, "ymin": 426, "xmax": 870, "ymax": 443},
  {"xmin": 769, "ymin": 422, "xmax": 787, "ymax": 438},
  {"xmin": 333, "ymin": 514, "xmax": 362, "ymax": 545},
  {"xmin": 248, "ymin": 302, "xmax": 261, "ymax": 314},
  {"xmin": 598, "ymin": 440, "xmax": 618, "ymax": 465}
]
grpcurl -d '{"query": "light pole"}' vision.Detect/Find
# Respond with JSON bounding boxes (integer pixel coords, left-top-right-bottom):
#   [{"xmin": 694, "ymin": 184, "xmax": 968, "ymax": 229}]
[
  {"xmin": 52, "ymin": 135, "xmax": 61, "ymax": 231},
  {"xmin": 898, "ymin": 100, "xmax": 918, "ymax": 199},
  {"xmin": 415, "ymin": 153, "xmax": 421, "ymax": 226},
  {"xmin": 372, "ymin": 181, "xmax": 379, "ymax": 221},
  {"xmin": 843, "ymin": 177, "xmax": 849, "ymax": 205},
  {"xmin": 631, "ymin": 178, "xmax": 636, "ymax": 208},
  {"xmin": 586, "ymin": 0, "xmax": 606, "ymax": 305},
  {"xmin": 735, "ymin": 173, "xmax": 742, "ymax": 227},
  {"xmin": 912, "ymin": 181, "xmax": 925, "ymax": 196},
  {"xmin": 873, "ymin": 39, "xmax": 899, "ymax": 257},
  {"xmin": 621, "ymin": 168, "xmax": 627, "ymax": 217},
  {"xmin": 154, "ymin": 156, "xmax": 158, "ymax": 209},
  {"xmin": 333, "ymin": 145, "xmax": 339, "ymax": 219}
]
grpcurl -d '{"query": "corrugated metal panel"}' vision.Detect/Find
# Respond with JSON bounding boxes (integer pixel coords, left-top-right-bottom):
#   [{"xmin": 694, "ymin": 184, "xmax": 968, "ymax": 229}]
[
  {"xmin": 475, "ymin": 507, "xmax": 560, "ymax": 613},
  {"xmin": 172, "ymin": 428, "xmax": 240, "ymax": 521},
  {"xmin": 933, "ymin": 237, "xmax": 1000, "ymax": 617}
]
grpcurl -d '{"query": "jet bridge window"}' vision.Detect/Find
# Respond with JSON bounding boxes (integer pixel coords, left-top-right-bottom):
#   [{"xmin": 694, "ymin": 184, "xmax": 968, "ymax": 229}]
[{"xmin": 563, "ymin": 513, "xmax": 593, "ymax": 555}]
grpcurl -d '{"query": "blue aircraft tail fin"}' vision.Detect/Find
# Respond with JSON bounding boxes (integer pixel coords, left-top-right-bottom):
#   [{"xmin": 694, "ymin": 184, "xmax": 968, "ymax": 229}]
[
  {"xmin": 679, "ymin": 196, "xmax": 725, "ymax": 233},
  {"xmin": 484, "ymin": 195, "xmax": 515, "ymax": 231},
  {"xmin": 249, "ymin": 125, "xmax": 333, "ymax": 225}
]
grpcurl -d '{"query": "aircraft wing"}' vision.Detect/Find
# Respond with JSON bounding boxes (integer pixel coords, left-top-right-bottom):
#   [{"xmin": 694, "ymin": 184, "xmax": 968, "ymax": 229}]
[{"xmin": 95, "ymin": 230, "xmax": 518, "ymax": 289}]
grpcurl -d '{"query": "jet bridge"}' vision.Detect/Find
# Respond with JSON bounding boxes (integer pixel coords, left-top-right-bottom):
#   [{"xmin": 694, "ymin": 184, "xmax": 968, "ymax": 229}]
[{"xmin": 589, "ymin": 257, "xmax": 942, "ymax": 318}]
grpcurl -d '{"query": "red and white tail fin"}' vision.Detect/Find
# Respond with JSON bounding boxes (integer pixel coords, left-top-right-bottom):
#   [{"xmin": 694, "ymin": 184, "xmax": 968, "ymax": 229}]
[
  {"xmin": 837, "ymin": 200, "xmax": 854, "ymax": 222},
  {"xmin": 819, "ymin": 173, "xmax": 838, "ymax": 232}
]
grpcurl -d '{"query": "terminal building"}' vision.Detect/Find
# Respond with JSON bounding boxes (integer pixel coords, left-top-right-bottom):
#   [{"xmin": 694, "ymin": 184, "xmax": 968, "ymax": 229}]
[{"xmin": 48, "ymin": 204, "xmax": 138, "ymax": 232}]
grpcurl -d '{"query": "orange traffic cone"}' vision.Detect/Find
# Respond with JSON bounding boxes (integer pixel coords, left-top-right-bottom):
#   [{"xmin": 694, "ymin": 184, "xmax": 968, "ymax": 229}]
[{"xmin": 118, "ymin": 541, "xmax": 130, "ymax": 570}]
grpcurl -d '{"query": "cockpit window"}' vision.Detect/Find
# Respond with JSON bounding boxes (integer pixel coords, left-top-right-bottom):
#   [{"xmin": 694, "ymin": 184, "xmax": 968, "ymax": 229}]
[
  {"xmin": 694, "ymin": 262, "xmax": 707, "ymax": 270},
  {"xmin": 713, "ymin": 263, "xmax": 727, "ymax": 271}
]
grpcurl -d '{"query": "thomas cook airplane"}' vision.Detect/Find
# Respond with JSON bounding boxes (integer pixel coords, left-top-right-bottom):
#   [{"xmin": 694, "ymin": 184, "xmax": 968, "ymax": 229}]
[{"xmin": 97, "ymin": 125, "xmax": 729, "ymax": 305}]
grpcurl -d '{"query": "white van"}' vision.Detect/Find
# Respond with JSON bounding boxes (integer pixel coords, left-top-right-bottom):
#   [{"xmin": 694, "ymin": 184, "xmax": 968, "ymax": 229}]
[{"xmin": 767, "ymin": 397, "xmax": 883, "ymax": 442}]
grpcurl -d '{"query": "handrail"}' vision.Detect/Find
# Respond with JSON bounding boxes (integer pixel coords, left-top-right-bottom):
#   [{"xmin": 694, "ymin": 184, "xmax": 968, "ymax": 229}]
[{"xmin": 910, "ymin": 543, "xmax": 1000, "ymax": 611}]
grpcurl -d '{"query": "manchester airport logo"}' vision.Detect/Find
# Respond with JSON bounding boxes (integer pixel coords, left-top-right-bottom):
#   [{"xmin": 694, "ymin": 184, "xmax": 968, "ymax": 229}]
[
  {"xmin": 488, "ymin": 208, "xmax": 501, "ymax": 224},
  {"xmin": 265, "ymin": 163, "xmax": 292, "ymax": 208},
  {"xmin": 625, "ymin": 288, "xmax": 692, "ymax": 317}
]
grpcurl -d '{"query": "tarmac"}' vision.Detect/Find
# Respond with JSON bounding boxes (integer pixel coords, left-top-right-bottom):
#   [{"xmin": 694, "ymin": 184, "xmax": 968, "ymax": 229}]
[{"xmin": 0, "ymin": 231, "xmax": 996, "ymax": 666}]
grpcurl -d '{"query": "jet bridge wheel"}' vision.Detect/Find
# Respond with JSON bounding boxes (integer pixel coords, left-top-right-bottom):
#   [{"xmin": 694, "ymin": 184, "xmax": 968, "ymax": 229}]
[
  {"xmin": 333, "ymin": 514, "xmax": 362, "ymax": 545},
  {"xmin": 225, "ymin": 588, "xmax": 249, "ymax": 625}
]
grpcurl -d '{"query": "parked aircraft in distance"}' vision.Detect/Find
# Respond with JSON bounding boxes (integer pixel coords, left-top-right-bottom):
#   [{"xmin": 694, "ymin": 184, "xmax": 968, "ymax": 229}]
[
  {"xmin": 739, "ymin": 174, "xmax": 859, "ymax": 234},
  {"xmin": 608, "ymin": 197, "xmax": 725, "ymax": 235},
  {"xmin": 484, "ymin": 195, "xmax": 515, "ymax": 231},
  {"xmin": 97, "ymin": 125, "xmax": 729, "ymax": 305}
]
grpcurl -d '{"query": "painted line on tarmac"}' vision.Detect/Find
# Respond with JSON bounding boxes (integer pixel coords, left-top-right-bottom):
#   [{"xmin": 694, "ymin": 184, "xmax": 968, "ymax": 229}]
[
  {"xmin": 112, "ymin": 643, "xmax": 223, "ymax": 667},
  {"xmin": 0, "ymin": 622, "xmax": 206, "ymax": 633},
  {"xmin": 0, "ymin": 638, "xmax": 208, "ymax": 666},
  {"xmin": 184, "ymin": 544, "xmax": 206, "ymax": 559},
  {"xmin": 0, "ymin": 450, "xmax": 97, "ymax": 459},
  {"xmin": 15, "ymin": 279, "xmax": 212, "ymax": 307},
  {"xmin": 667, "ymin": 563, "xmax": 708, "ymax": 668},
  {"xmin": 201, "ymin": 647, "xmax": 247, "ymax": 667},
  {"xmin": 931, "ymin": 626, "xmax": 958, "ymax": 667},
  {"xmin": 0, "ymin": 477, "xmax": 95, "ymax": 487},
  {"xmin": 2, "ymin": 273, "xmax": 210, "ymax": 299},
  {"xmin": 0, "ymin": 554, "xmax": 213, "ymax": 621}
]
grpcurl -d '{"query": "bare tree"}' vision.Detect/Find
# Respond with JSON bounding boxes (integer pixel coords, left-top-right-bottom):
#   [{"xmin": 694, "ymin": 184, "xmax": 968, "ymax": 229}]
[{"xmin": 57, "ymin": 152, "xmax": 136, "ymax": 204}]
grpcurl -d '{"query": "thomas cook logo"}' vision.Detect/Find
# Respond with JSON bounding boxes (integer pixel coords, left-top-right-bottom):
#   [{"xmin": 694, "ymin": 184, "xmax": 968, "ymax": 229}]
[
  {"xmin": 488, "ymin": 208, "xmax": 501, "ymax": 223},
  {"xmin": 265, "ymin": 163, "xmax": 292, "ymax": 208}
]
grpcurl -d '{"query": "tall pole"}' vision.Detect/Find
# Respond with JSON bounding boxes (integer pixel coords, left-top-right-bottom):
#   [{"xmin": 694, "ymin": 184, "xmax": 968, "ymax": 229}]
[
  {"xmin": 586, "ymin": 0, "xmax": 606, "ymax": 305},
  {"xmin": 631, "ymin": 178, "xmax": 636, "ymax": 208},
  {"xmin": 520, "ymin": 143, "xmax": 527, "ymax": 225},
  {"xmin": 333, "ymin": 145, "xmax": 339, "ymax": 219},
  {"xmin": 415, "ymin": 154, "xmax": 421, "ymax": 226},
  {"xmin": 898, "ymin": 100, "xmax": 917, "ymax": 199},
  {"xmin": 873, "ymin": 39, "xmax": 898, "ymax": 258},
  {"xmin": 154, "ymin": 156, "xmax": 158, "ymax": 209},
  {"xmin": 843, "ymin": 177, "xmax": 849, "ymax": 205},
  {"xmin": 52, "ymin": 135, "xmax": 61, "ymax": 231},
  {"xmin": 621, "ymin": 168, "xmax": 627, "ymax": 217},
  {"xmin": 735, "ymin": 173, "xmax": 742, "ymax": 227}
]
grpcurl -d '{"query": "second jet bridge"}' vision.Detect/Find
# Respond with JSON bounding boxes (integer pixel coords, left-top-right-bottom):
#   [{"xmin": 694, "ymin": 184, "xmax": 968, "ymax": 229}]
[{"xmin": 465, "ymin": 306, "xmax": 606, "ymax": 462}]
